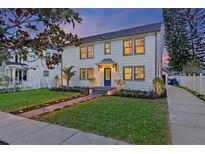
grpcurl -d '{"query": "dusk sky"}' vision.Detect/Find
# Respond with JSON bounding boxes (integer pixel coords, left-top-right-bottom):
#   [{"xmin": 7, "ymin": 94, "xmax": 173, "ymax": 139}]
[{"xmin": 65, "ymin": 8, "xmax": 162, "ymax": 37}]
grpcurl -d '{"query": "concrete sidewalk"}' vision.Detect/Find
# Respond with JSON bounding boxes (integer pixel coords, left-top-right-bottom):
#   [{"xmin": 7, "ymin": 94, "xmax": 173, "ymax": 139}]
[
  {"xmin": 167, "ymin": 85, "xmax": 205, "ymax": 145},
  {"xmin": 0, "ymin": 111, "xmax": 128, "ymax": 145}
]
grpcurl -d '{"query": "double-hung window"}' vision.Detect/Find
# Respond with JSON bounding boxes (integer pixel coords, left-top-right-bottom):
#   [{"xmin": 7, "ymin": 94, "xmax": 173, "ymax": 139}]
[
  {"xmin": 123, "ymin": 40, "xmax": 132, "ymax": 55},
  {"xmin": 134, "ymin": 66, "xmax": 145, "ymax": 80},
  {"xmin": 105, "ymin": 43, "xmax": 111, "ymax": 54},
  {"xmin": 80, "ymin": 47, "xmax": 86, "ymax": 59},
  {"xmin": 87, "ymin": 68, "xmax": 94, "ymax": 80},
  {"xmin": 80, "ymin": 68, "xmax": 86, "ymax": 80},
  {"xmin": 135, "ymin": 38, "xmax": 144, "ymax": 54},
  {"xmin": 87, "ymin": 45, "xmax": 94, "ymax": 59},
  {"xmin": 123, "ymin": 67, "xmax": 132, "ymax": 80}
]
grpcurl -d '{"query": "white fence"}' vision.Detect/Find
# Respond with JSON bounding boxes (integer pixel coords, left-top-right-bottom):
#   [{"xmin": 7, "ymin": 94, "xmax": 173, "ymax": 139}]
[{"xmin": 175, "ymin": 73, "xmax": 205, "ymax": 96}]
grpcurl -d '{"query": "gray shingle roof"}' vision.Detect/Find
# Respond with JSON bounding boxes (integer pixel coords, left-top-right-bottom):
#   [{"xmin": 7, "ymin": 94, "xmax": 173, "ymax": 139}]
[
  {"xmin": 5, "ymin": 61, "xmax": 28, "ymax": 66},
  {"xmin": 96, "ymin": 58, "xmax": 118, "ymax": 65},
  {"xmin": 83, "ymin": 22, "xmax": 162, "ymax": 43}
]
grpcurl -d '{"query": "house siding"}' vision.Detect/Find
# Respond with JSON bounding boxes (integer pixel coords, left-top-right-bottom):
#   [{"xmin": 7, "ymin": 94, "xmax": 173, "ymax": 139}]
[{"xmin": 63, "ymin": 32, "xmax": 162, "ymax": 91}]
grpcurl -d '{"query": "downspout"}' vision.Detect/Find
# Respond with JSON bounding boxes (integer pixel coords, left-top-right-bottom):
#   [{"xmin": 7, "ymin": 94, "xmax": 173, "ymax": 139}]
[
  {"xmin": 155, "ymin": 31, "xmax": 157, "ymax": 77},
  {"xmin": 61, "ymin": 51, "xmax": 63, "ymax": 87}
]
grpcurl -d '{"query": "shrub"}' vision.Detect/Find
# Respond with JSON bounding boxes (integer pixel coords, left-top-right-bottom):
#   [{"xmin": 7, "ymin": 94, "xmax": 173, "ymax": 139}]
[
  {"xmin": 114, "ymin": 79, "xmax": 125, "ymax": 91},
  {"xmin": 153, "ymin": 77, "xmax": 165, "ymax": 96},
  {"xmin": 50, "ymin": 86, "xmax": 89, "ymax": 95},
  {"xmin": 114, "ymin": 89, "xmax": 166, "ymax": 99}
]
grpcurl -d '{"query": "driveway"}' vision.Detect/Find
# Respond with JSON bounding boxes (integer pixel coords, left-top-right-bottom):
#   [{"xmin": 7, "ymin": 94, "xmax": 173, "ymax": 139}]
[
  {"xmin": 167, "ymin": 85, "xmax": 205, "ymax": 144},
  {"xmin": 0, "ymin": 111, "xmax": 128, "ymax": 145}
]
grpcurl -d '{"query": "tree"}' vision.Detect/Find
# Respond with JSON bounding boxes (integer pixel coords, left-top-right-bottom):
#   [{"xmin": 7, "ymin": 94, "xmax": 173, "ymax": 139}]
[
  {"xmin": 183, "ymin": 59, "xmax": 203, "ymax": 75},
  {"xmin": 183, "ymin": 9, "xmax": 205, "ymax": 62},
  {"xmin": 163, "ymin": 9, "xmax": 191, "ymax": 72},
  {"xmin": 54, "ymin": 75, "xmax": 59, "ymax": 87},
  {"xmin": 0, "ymin": 51, "xmax": 11, "ymax": 65},
  {"xmin": 63, "ymin": 66, "xmax": 76, "ymax": 89},
  {"xmin": 0, "ymin": 9, "xmax": 82, "ymax": 69}
]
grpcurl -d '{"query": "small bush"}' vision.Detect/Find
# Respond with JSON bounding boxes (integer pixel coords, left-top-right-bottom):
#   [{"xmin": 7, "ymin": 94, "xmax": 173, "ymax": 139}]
[{"xmin": 153, "ymin": 77, "xmax": 165, "ymax": 96}]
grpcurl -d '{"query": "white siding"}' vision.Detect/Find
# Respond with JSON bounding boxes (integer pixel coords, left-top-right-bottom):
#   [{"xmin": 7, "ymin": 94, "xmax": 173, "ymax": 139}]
[{"xmin": 63, "ymin": 32, "xmax": 162, "ymax": 91}]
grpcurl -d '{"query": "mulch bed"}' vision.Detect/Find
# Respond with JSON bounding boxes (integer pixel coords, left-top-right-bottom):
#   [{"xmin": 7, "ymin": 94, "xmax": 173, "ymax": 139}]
[{"xmin": 10, "ymin": 94, "xmax": 87, "ymax": 115}]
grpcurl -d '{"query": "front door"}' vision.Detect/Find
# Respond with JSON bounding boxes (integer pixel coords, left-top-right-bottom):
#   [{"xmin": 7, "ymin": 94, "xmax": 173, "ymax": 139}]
[{"xmin": 104, "ymin": 68, "xmax": 111, "ymax": 86}]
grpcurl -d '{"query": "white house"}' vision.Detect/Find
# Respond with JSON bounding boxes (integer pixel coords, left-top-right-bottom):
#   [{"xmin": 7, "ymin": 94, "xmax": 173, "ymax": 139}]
[
  {"xmin": 63, "ymin": 22, "xmax": 164, "ymax": 91},
  {"xmin": 0, "ymin": 48, "xmax": 61, "ymax": 89}
]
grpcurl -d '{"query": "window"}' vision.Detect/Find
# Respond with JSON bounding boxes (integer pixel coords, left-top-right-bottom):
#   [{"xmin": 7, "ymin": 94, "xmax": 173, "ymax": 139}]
[
  {"xmin": 87, "ymin": 68, "xmax": 94, "ymax": 80},
  {"xmin": 135, "ymin": 38, "xmax": 144, "ymax": 54},
  {"xmin": 80, "ymin": 47, "xmax": 86, "ymax": 59},
  {"xmin": 23, "ymin": 70, "xmax": 27, "ymax": 81},
  {"xmin": 123, "ymin": 40, "xmax": 132, "ymax": 55},
  {"xmin": 15, "ymin": 55, "xmax": 19, "ymax": 63},
  {"xmin": 123, "ymin": 67, "xmax": 132, "ymax": 80},
  {"xmin": 105, "ymin": 43, "xmax": 111, "ymax": 54},
  {"xmin": 87, "ymin": 45, "xmax": 94, "ymax": 59},
  {"xmin": 80, "ymin": 68, "xmax": 86, "ymax": 80},
  {"xmin": 43, "ymin": 70, "xmax": 49, "ymax": 77},
  {"xmin": 134, "ymin": 66, "xmax": 145, "ymax": 80},
  {"xmin": 45, "ymin": 52, "xmax": 51, "ymax": 61}
]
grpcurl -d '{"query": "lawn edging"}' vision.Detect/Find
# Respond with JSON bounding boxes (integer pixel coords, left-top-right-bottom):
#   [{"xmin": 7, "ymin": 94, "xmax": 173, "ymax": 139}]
[{"xmin": 177, "ymin": 85, "xmax": 205, "ymax": 101}]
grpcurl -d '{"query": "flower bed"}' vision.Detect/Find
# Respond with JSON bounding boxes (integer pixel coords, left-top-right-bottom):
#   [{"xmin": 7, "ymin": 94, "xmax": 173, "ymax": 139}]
[
  {"xmin": 50, "ymin": 86, "xmax": 89, "ymax": 95},
  {"xmin": 114, "ymin": 89, "xmax": 166, "ymax": 99},
  {"xmin": 10, "ymin": 94, "xmax": 83, "ymax": 115}
]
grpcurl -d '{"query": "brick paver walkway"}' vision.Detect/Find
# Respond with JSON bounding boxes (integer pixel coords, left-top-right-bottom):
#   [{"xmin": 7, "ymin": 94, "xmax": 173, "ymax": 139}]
[
  {"xmin": 17, "ymin": 95, "xmax": 97, "ymax": 118},
  {"xmin": 0, "ymin": 111, "xmax": 128, "ymax": 145},
  {"xmin": 167, "ymin": 85, "xmax": 205, "ymax": 144}
]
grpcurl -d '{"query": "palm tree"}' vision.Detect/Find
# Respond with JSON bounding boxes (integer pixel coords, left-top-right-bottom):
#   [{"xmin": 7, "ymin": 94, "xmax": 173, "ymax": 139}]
[
  {"xmin": 54, "ymin": 75, "xmax": 59, "ymax": 87},
  {"xmin": 63, "ymin": 66, "xmax": 76, "ymax": 90}
]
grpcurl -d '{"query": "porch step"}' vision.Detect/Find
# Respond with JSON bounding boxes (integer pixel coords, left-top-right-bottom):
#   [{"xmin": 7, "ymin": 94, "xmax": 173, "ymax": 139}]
[{"xmin": 90, "ymin": 87, "xmax": 117, "ymax": 95}]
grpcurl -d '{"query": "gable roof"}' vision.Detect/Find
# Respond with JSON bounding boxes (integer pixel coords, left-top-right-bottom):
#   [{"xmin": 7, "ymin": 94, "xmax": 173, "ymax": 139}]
[{"xmin": 83, "ymin": 22, "xmax": 162, "ymax": 44}]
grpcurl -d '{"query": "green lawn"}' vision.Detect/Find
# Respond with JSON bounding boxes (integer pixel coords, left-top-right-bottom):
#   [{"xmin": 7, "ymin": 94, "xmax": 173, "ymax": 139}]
[
  {"xmin": 0, "ymin": 89, "xmax": 79, "ymax": 112},
  {"xmin": 37, "ymin": 96, "xmax": 170, "ymax": 144}
]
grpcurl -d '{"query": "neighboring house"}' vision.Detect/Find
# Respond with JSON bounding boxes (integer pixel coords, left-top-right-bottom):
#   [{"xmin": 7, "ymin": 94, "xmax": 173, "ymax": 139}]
[
  {"xmin": 63, "ymin": 22, "xmax": 164, "ymax": 91},
  {"xmin": 0, "ymin": 48, "xmax": 61, "ymax": 89}
]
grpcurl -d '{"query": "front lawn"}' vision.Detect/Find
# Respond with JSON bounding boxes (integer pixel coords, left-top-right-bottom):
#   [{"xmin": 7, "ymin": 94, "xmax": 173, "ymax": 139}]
[
  {"xmin": 0, "ymin": 89, "xmax": 79, "ymax": 112},
  {"xmin": 36, "ymin": 96, "xmax": 170, "ymax": 144}
]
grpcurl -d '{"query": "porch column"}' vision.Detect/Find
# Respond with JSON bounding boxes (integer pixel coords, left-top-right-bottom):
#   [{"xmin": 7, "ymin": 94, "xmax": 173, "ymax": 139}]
[{"xmin": 12, "ymin": 68, "xmax": 16, "ymax": 86}]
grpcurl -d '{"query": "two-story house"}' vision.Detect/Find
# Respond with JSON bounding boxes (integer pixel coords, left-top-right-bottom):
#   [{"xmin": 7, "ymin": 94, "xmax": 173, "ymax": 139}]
[
  {"xmin": 0, "ymin": 48, "xmax": 61, "ymax": 89},
  {"xmin": 63, "ymin": 22, "xmax": 163, "ymax": 91}
]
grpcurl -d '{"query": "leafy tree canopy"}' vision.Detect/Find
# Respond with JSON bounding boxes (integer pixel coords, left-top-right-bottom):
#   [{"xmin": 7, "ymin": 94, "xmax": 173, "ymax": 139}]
[{"xmin": 0, "ymin": 8, "xmax": 82, "ymax": 69}]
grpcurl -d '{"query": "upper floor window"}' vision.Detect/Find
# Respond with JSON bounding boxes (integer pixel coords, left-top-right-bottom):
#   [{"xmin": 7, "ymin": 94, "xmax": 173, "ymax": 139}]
[
  {"xmin": 87, "ymin": 68, "xmax": 94, "ymax": 80},
  {"xmin": 80, "ymin": 47, "xmax": 86, "ymax": 59},
  {"xmin": 80, "ymin": 68, "xmax": 86, "ymax": 80},
  {"xmin": 123, "ymin": 40, "xmax": 132, "ymax": 55},
  {"xmin": 135, "ymin": 38, "xmax": 144, "ymax": 54},
  {"xmin": 123, "ymin": 66, "xmax": 132, "ymax": 80},
  {"xmin": 105, "ymin": 43, "xmax": 111, "ymax": 55},
  {"xmin": 87, "ymin": 45, "xmax": 94, "ymax": 59},
  {"xmin": 15, "ymin": 55, "xmax": 19, "ymax": 63},
  {"xmin": 45, "ymin": 52, "xmax": 51, "ymax": 61},
  {"xmin": 134, "ymin": 66, "xmax": 145, "ymax": 80}
]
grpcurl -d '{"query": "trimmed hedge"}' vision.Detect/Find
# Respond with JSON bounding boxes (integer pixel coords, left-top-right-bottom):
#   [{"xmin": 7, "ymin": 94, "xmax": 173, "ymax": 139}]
[
  {"xmin": 50, "ymin": 86, "xmax": 89, "ymax": 95},
  {"xmin": 114, "ymin": 89, "xmax": 167, "ymax": 99}
]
